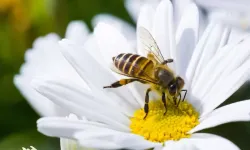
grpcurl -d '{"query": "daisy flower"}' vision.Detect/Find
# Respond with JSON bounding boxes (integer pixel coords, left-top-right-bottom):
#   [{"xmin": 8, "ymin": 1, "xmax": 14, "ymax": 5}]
[{"xmin": 33, "ymin": 0, "xmax": 250, "ymax": 149}]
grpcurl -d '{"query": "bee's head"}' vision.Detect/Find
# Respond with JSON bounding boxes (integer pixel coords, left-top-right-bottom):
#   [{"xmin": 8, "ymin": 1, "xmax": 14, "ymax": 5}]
[{"xmin": 168, "ymin": 76, "xmax": 184, "ymax": 96}]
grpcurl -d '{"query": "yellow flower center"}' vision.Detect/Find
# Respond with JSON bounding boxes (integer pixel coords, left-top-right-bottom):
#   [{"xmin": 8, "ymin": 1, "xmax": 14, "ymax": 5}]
[{"xmin": 130, "ymin": 99, "xmax": 199, "ymax": 143}]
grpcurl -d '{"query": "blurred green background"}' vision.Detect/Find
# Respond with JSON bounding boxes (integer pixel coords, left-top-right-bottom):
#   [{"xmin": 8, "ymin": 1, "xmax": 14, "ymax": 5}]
[{"xmin": 0, "ymin": 0, "xmax": 249, "ymax": 149}]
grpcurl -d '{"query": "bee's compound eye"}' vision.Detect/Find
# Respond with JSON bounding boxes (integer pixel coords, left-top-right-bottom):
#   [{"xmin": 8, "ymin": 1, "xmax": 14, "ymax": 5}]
[{"xmin": 168, "ymin": 84, "xmax": 177, "ymax": 95}]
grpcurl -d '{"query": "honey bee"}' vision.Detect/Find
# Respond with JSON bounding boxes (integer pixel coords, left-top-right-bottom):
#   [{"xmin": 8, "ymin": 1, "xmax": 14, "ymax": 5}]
[{"xmin": 104, "ymin": 27, "xmax": 187, "ymax": 119}]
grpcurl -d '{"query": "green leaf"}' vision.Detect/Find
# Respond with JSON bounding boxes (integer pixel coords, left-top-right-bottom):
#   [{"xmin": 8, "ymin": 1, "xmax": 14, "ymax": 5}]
[
  {"xmin": 0, "ymin": 101, "xmax": 39, "ymax": 139},
  {"xmin": 0, "ymin": 74, "xmax": 23, "ymax": 105}
]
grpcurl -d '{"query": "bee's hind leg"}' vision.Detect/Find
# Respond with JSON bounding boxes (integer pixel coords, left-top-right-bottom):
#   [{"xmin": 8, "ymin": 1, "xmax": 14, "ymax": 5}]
[
  {"xmin": 143, "ymin": 88, "xmax": 151, "ymax": 119},
  {"xmin": 103, "ymin": 78, "xmax": 141, "ymax": 88}
]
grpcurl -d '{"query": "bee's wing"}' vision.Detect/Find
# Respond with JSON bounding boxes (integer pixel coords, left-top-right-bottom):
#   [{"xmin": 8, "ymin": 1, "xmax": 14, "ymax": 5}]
[
  {"xmin": 138, "ymin": 26, "xmax": 165, "ymax": 63},
  {"xmin": 109, "ymin": 63, "xmax": 158, "ymax": 84}
]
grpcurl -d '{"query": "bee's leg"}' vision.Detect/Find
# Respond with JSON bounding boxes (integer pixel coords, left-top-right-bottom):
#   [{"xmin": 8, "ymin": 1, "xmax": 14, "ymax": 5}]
[
  {"xmin": 181, "ymin": 89, "xmax": 187, "ymax": 101},
  {"xmin": 162, "ymin": 59, "xmax": 174, "ymax": 65},
  {"xmin": 162, "ymin": 92, "xmax": 167, "ymax": 115},
  {"xmin": 173, "ymin": 96, "xmax": 177, "ymax": 105},
  {"xmin": 143, "ymin": 88, "xmax": 151, "ymax": 119},
  {"xmin": 177, "ymin": 93, "xmax": 182, "ymax": 107},
  {"xmin": 103, "ymin": 78, "xmax": 143, "ymax": 88}
]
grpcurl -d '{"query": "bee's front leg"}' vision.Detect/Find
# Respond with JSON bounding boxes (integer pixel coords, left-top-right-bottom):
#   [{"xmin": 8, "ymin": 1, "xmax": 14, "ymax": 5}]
[
  {"xmin": 181, "ymin": 89, "xmax": 187, "ymax": 101},
  {"xmin": 173, "ymin": 96, "xmax": 177, "ymax": 105},
  {"xmin": 177, "ymin": 93, "xmax": 182, "ymax": 107},
  {"xmin": 143, "ymin": 88, "xmax": 151, "ymax": 119},
  {"xmin": 162, "ymin": 92, "xmax": 167, "ymax": 115}
]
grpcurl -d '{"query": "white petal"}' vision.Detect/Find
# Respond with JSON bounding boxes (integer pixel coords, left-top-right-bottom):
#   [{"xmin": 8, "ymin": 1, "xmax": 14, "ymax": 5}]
[
  {"xmin": 59, "ymin": 39, "xmax": 139, "ymax": 115},
  {"xmin": 218, "ymin": 27, "xmax": 230, "ymax": 48},
  {"xmin": 199, "ymin": 42, "xmax": 250, "ymax": 116},
  {"xmin": 163, "ymin": 140, "xmax": 198, "ymax": 150},
  {"xmin": 186, "ymin": 45, "xmax": 232, "ymax": 110},
  {"xmin": 198, "ymin": 11, "xmax": 208, "ymax": 38},
  {"xmin": 125, "ymin": 0, "xmax": 159, "ymax": 22},
  {"xmin": 37, "ymin": 117, "xmax": 108, "ymax": 138},
  {"xmin": 185, "ymin": 23, "xmax": 214, "ymax": 88},
  {"xmin": 196, "ymin": 0, "xmax": 250, "ymax": 13},
  {"xmin": 32, "ymin": 78, "xmax": 130, "ymax": 132},
  {"xmin": 136, "ymin": 4, "xmax": 155, "ymax": 56},
  {"xmin": 91, "ymin": 14, "xmax": 136, "ymax": 47},
  {"xmin": 94, "ymin": 23, "xmax": 135, "ymax": 65},
  {"xmin": 175, "ymin": 3, "xmax": 199, "ymax": 77},
  {"xmin": 124, "ymin": 0, "xmax": 141, "ymax": 22},
  {"xmin": 228, "ymin": 28, "xmax": 250, "ymax": 44},
  {"xmin": 65, "ymin": 21, "xmax": 89, "ymax": 45},
  {"xmin": 80, "ymin": 34, "xmax": 104, "ymax": 67},
  {"xmin": 14, "ymin": 76, "xmax": 66, "ymax": 116},
  {"xmin": 190, "ymin": 36, "xmax": 250, "ymax": 109},
  {"xmin": 201, "ymin": 66, "xmax": 250, "ymax": 117},
  {"xmin": 77, "ymin": 139, "xmax": 122, "ymax": 149},
  {"xmin": 190, "ymin": 23, "xmax": 227, "ymax": 88},
  {"xmin": 188, "ymin": 133, "xmax": 239, "ymax": 150},
  {"xmin": 152, "ymin": 0, "xmax": 176, "ymax": 70},
  {"xmin": 14, "ymin": 33, "xmax": 81, "ymax": 116},
  {"xmin": 162, "ymin": 133, "xmax": 239, "ymax": 150},
  {"xmin": 74, "ymin": 128, "xmax": 160, "ymax": 149},
  {"xmin": 172, "ymin": 0, "xmax": 192, "ymax": 23},
  {"xmin": 60, "ymin": 138, "xmax": 83, "ymax": 150},
  {"xmin": 191, "ymin": 100, "xmax": 250, "ymax": 133}
]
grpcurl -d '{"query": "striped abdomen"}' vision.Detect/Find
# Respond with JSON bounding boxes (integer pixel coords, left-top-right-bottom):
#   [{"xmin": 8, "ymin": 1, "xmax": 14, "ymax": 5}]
[{"xmin": 113, "ymin": 53, "xmax": 154, "ymax": 77}]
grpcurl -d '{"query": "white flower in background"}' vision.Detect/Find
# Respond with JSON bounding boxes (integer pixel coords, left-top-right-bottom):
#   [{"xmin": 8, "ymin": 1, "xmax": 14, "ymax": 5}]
[
  {"xmin": 195, "ymin": 0, "xmax": 250, "ymax": 30},
  {"xmin": 22, "ymin": 146, "xmax": 37, "ymax": 150},
  {"xmin": 125, "ymin": 0, "xmax": 192, "ymax": 22},
  {"xmin": 33, "ymin": 0, "xmax": 250, "ymax": 149},
  {"xmin": 125, "ymin": 0, "xmax": 161, "ymax": 22},
  {"xmin": 125, "ymin": 0, "xmax": 207, "ymax": 39},
  {"xmin": 125, "ymin": 0, "xmax": 202, "ymax": 25}
]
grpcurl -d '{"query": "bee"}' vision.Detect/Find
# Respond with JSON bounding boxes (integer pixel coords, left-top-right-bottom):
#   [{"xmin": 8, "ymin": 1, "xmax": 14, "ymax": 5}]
[{"xmin": 104, "ymin": 27, "xmax": 187, "ymax": 119}]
